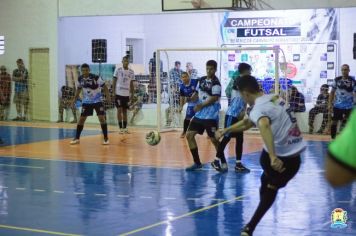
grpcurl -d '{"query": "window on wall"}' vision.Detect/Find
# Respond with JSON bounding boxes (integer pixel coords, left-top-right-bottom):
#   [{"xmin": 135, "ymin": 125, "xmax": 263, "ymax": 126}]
[
  {"xmin": 126, "ymin": 45, "xmax": 133, "ymax": 63},
  {"xmin": 0, "ymin": 36, "xmax": 4, "ymax": 55}
]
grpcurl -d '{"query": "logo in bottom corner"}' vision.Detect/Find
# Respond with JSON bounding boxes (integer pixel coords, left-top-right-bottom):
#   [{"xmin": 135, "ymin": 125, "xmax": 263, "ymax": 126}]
[{"xmin": 331, "ymin": 208, "xmax": 348, "ymax": 229}]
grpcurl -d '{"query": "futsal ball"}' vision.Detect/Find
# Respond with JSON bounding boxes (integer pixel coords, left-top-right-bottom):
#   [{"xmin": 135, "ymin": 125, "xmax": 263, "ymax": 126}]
[{"xmin": 146, "ymin": 131, "xmax": 161, "ymax": 146}]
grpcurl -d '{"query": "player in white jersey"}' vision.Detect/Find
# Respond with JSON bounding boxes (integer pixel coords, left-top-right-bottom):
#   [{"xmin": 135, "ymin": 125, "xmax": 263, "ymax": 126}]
[
  {"xmin": 70, "ymin": 63, "xmax": 111, "ymax": 145},
  {"xmin": 185, "ymin": 60, "xmax": 221, "ymax": 171},
  {"xmin": 113, "ymin": 56, "xmax": 135, "ymax": 134},
  {"xmin": 216, "ymin": 75, "xmax": 306, "ymax": 236}
]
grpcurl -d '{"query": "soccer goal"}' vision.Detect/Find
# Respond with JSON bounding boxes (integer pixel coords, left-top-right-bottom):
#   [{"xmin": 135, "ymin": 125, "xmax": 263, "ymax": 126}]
[{"xmin": 153, "ymin": 46, "xmax": 289, "ymax": 133}]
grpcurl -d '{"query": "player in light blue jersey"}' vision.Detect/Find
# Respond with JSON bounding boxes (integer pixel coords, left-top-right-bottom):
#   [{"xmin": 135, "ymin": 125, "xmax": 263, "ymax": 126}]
[
  {"xmin": 329, "ymin": 64, "xmax": 356, "ymax": 139},
  {"xmin": 211, "ymin": 63, "xmax": 251, "ymax": 173},
  {"xmin": 185, "ymin": 60, "xmax": 221, "ymax": 171},
  {"xmin": 178, "ymin": 72, "xmax": 198, "ymax": 138},
  {"xmin": 70, "ymin": 63, "xmax": 111, "ymax": 145}
]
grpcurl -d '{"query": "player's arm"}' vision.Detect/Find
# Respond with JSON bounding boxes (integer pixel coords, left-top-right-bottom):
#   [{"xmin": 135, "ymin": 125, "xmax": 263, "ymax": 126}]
[
  {"xmin": 258, "ymin": 117, "xmax": 285, "ymax": 173},
  {"xmin": 329, "ymin": 84, "xmax": 336, "ymax": 110},
  {"xmin": 224, "ymin": 118, "xmax": 253, "ymax": 133},
  {"xmin": 72, "ymin": 87, "xmax": 82, "ymax": 105},
  {"xmin": 102, "ymin": 83, "xmax": 111, "ymax": 102}
]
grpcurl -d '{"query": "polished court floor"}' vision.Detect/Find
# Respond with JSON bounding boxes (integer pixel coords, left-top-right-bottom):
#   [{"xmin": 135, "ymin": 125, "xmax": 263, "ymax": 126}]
[{"xmin": 0, "ymin": 122, "xmax": 354, "ymax": 236}]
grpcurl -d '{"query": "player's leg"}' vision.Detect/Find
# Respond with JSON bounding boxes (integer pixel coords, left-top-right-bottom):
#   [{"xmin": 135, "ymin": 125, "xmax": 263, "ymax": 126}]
[
  {"xmin": 235, "ymin": 131, "xmax": 250, "ymax": 173},
  {"xmin": 57, "ymin": 100, "xmax": 65, "ymax": 122},
  {"xmin": 95, "ymin": 102, "xmax": 109, "ymax": 144},
  {"xmin": 13, "ymin": 93, "xmax": 22, "ymax": 120},
  {"xmin": 317, "ymin": 108, "xmax": 328, "ymax": 134},
  {"xmin": 241, "ymin": 150, "xmax": 301, "ymax": 235},
  {"xmin": 23, "ymin": 92, "xmax": 29, "ymax": 121},
  {"xmin": 340, "ymin": 109, "xmax": 352, "ymax": 132},
  {"xmin": 115, "ymin": 95, "xmax": 124, "ymax": 133},
  {"xmin": 0, "ymin": 104, "xmax": 4, "ymax": 120},
  {"xmin": 121, "ymin": 96, "xmax": 130, "ymax": 133},
  {"xmin": 70, "ymin": 102, "xmax": 78, "ymax": 123},
  {"xmin": 70, "ymin": 104, "xmax": 91, "ymax": 144},
  {"xmin": 185, "ymin": 118, "xmax": 204, "ymax": 171},
  {"xmin": 331, "ymin": 107, "xmax": 342, "ymax": 139},
  {"xmin": 212, "ymin": 115, "xmax": 232, "ymax": 172},
  {"xmin": 182, "ymin": 105, "xmax": 194, "ymax": 138}
]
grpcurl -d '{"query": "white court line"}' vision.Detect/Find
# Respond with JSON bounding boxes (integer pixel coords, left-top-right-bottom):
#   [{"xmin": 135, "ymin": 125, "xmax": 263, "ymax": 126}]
[
  {"xmin": 94, "ymin": 193, "xmax": 107, "ymax": 197},
  {"xmin": 15, "ymin": 187, "xmax": 26, "ymax": 190},
  {"xmin": 117, "ymin": 195, "xmax": 129, "ymax": 198},
  {"xmin": 139, "ymin": 196, "xmax": 152, "ymax": 199},
  {"xmin": 0, "ymin": 163, "xmax": 44, "ymax": 169},
  {"xmin": 74, "ymin": 192, "xmax": 85, "ymax": 195},
  {"xmin": 186, "ymin": 198, "xmax": 199, "ymax": 201},
  {"xmin": 163, "ymin": 197, "xmax": 176, "ymax": 200},
  {"xmin": 53, "ymin": 190, "xmax": 64, "ymax": 194},
  {"xmin": 34, "ymin": 189, "xmax": 46, "ymax": 192}
]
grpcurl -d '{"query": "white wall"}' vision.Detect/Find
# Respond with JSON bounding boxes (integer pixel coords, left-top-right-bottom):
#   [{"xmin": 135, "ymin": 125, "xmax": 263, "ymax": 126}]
[
  {"xmin": 339, "ymin": 8, "xmax": 356, "ymax": 73},
  {"xmin": 0, "ymin": 0, "xmax": 58, "ymax": 121}
]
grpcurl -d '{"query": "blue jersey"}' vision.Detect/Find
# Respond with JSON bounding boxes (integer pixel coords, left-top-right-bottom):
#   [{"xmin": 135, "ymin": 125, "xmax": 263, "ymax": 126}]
[
  {"xmin": 179, "ymin": 79, "xmax": 198, "ymax": 106},
  {"xmin": 332, "ymin": 76, "xmax": 356, "ymax": 109},
  {"xmin": 195, "ymin": 76, "xmax": 221, "ymax": 120},
  {"xmin": 77, "ymin": 73, "xmax": 105, "ymax": 104},
  {"xmin": 226, "ymin": 89, "xmax": 246, "ymax": 117}
]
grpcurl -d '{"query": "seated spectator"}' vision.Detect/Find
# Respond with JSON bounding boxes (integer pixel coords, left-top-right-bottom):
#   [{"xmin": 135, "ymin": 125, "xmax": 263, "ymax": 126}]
[
  {"xmin": 129, "ymin": 80, "xmax": 145, "ymax": 125},
  {"xmin": 0, "ymin": 65, "xmax": 11, "ymax": 121},
  {"xmin": 289, "ymin": 86, "xmax": 306, "ymax": 112},
  {"xmin": 57, "ymin": 85, "xmax": 77, "ymax": 123},
  {"xmin": 309, "ymin": 84, "xmax": 329, "ymax": 134},
  {"xmin": 102, "ymin": 81, "xmax": 115, "ymax": 110}
]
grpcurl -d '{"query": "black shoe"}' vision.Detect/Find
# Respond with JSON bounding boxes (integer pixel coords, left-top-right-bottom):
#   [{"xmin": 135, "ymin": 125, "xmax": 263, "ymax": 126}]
[
  {"xmin": 211, "ymin": 160, "xmax": 228, "ymax": 172},
  {"xmin": 235, "ymin": 163, "xmax": 250, "ymax": 173},
  {"xmin": 241, "ymin": 225, "xmax": 253, "ymax": 236},
  {"xmin": 316, "ymin": 129, "xmax": 324, "ymax": 134}
]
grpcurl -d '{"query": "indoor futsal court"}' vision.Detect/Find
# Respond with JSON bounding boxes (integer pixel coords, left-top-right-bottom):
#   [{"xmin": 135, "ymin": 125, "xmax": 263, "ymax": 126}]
[{"xmin": 0, "ymin": 122, "xmax": 354, "ymax": 235}]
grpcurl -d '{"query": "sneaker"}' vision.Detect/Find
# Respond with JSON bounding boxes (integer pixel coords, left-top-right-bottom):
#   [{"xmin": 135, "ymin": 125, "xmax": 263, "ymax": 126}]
[
  {"xmin": 211, "ymin": 160, "xmax": 228, "ymax": 172},
  {"xmin": 235, "ymin": 163, "xmax": 250, "ymax": 173},
  {"xmin": 119, "ymin": 129, "xmax": 124, "ymax": 134},
  {"xmin": 180, "ymin": 132, "xmax": 186, "ymax": 138},
  {"xmin": 241, "ymin": 225, "xmax": 253, "ymax": 236},
  {"xmin": 123, "ymin": 128, "xmax": 130, "ymax": 134},
  {"xmin": 70, "ymin": 120, "xmax": 77, "ymax": 124},
  {"xmin": 57, "ymin": 120, "xmax": 64, "ymax": 123},
  {"xmin": 102, "ymin": 139, "xmax": 109, "ymax": 145},
  {"xmin": 316, "ymin": 129, "xmax": 324, "ymax": 134},
  {"xmin": 70, "ymin": 139, "xmax": 80, "ymax": 145},
  {"xmin": 21, "ymin": 117, "xmax": 26, "ymax": 121},
  {"xmin": 185, "ymin": 163, "xmax": 203, "ymax": 171},
  {"xmin": 12, "ymin": 117, "xmax": 21, "ymax": 121}
]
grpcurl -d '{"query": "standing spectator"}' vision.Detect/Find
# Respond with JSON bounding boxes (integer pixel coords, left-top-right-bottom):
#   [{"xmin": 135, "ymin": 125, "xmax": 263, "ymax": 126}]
[
  {"xmin": 289, "ymin": 86, "xmax": 306, "ymax": 112},
  {"xmin": 148, "ymin": 52, "xmax": 163, "ymax": 81},
  {"xmin": 12, "ymin": 59, "xmax": 29, "ymax": 121},
  {"xmin": 169, "ymin": 61, "xmax": 183, "ymax": 85},
  {"xmin": 113, "ymin": 56, "xmax": 135, "ymax": 134},
  {"xmin": 0, "ymin": 65, "xmax": 11, "ymax": 120},
  {"xmin": 57, "ymin": 86, "xmax": 77, "ymax": 123},
  {"xmin": 329, "ymin": 64, "xmax": 356, "ymax": 139},
  {"xmin": 148, "ymin": 52, "xmax": 163, "ymax": 103},
  {"xmin": 186, "ymin": 62, "xmax": 198, "ymax": 81},
  {"xmin": 308, "ymin": 84, "xmax": 329, "ymax": 134},
  {"xmin": 129, "ymin": 80, "xmax": 145, "ymax": 125}
]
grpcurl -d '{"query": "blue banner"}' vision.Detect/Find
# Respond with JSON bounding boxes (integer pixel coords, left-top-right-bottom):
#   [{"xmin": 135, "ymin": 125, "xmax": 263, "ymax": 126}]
[{"xmin": 236, "ymin": 27, "xmax": 301, "ymax": 37}]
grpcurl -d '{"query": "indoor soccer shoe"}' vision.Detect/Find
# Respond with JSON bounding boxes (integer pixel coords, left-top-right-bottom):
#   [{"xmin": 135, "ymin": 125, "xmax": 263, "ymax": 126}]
[
  {"xmin": 185, "ymin": 163, "xmax": 203, "ymax": 171},
  {"xmin": 102, "ymin": 139, "xmax": 109, "ymax": 145},
  {"xmin": 235, "ymin": 163, "xmax": 250, "ymax": 173},
  {"xmin": 211, "ymin": 160, "xmax": 228, "ymax": 172},
  {"xmin": 70, "ymin": 139, "xmax": 80, "ymax": 145},
  {"xmin": 241, "ymin": 225, "xmax": 253, "ymax": 236}
]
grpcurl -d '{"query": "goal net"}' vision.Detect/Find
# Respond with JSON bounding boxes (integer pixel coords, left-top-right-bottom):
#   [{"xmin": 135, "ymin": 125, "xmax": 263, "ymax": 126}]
[{"xmin": 153, "ymin": 46, "xmax": 289, "ymax": 133}]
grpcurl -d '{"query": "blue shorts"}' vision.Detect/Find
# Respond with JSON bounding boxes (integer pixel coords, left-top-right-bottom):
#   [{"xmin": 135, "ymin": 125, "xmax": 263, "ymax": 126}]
[{"xmin": 185, "ymin": 106, "xmax": 195, "ymax": 119}]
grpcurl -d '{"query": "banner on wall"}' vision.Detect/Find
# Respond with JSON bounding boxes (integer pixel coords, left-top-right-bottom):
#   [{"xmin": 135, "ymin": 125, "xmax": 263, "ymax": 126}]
[{"xmin": 220, "ymin": 8, "xmax": 339, "ymax": 103}]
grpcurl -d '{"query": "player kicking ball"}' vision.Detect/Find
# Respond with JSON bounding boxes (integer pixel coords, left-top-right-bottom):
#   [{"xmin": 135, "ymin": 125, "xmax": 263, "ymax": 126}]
[
  {"xmin": 211, "ymin": 63, "xmax": 251, "ymax": 173},
  {"xmin": 215, "ymin": 75, "xmax": 305, "ymax": 236},
  {"xmin": 70, "ymin": 63, "xmax": 111, "ymax": 145}
]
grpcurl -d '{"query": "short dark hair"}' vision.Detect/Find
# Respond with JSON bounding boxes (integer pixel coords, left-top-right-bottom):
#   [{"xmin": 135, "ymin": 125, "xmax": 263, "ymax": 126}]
[
  {"xmin": 181, "ymin": 71, "xmax": 189, "ymax": 77},
  {"xmin": 175, "ymin": 61, "xmax": 181, "ymax": 66},
  {"xmin": 206, "ymin": 60, "xmax": 217, "ymax": 70},
  {"xmin": 16, "ymin": 58, "xmax": 23, "ymax": 63},
  {"xmin": 122, "ymin": 55, "xmax": 129, "ymax": 61},
  {"xmin": 238, "ymin": 63, "xmax": 252, "ymax": 74},
  {"xmin": 236, "ymin": 75, "xmax": 260, "ymax": 93},
  {"xmin": 81, "ymin": 63, "xmax": 90, "ymax": 69},
  {"xmin": 321, "ymin": 84, "xmax": 329, "ymax": 89}
]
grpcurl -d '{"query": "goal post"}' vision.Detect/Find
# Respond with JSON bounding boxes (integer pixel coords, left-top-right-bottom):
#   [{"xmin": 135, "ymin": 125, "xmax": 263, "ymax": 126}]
[{"xmin": 154, "ymin": 46, "xmax": 287, "ymax": 133}]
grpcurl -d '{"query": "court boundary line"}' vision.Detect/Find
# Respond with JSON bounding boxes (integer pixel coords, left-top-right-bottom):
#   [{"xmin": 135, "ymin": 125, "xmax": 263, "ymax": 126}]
[
  {"xmin": 0, "ymin": 224, "xmax": 82, "ymax": 236},
  {"xmin": 118, "ymin": 195, "xmax": 245, "ymax": 236}
]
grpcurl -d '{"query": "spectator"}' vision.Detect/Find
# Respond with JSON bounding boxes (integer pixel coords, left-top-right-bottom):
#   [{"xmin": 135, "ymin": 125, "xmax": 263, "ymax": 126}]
[
  {"xmin": 289, "ymin": 86, "xmax": 306, "ymax": 112},
  {"xmin": 186, "ymin": 62, "xmax": 198, "ymax": 80},
  {"xmin": 308, "ymin": 84, "xmax": 329, "ymax": 134},
  {"xmin": 57, "ymin": 86, "xmax": 77, "ymax": 123},
  {"xmin": 12, "ymin": 59, "xmax": 29, "ymax": 121},
  {"xmin": 129, "ymin": 80, "xmax": 145, "ymax": 125},
  {"xmin": 169, "ymin": 61, "xmax": 183, "ymax": 85},
  {"xmin": 0, "ymin": 65, "xmax": 11, "ymax": 120}
]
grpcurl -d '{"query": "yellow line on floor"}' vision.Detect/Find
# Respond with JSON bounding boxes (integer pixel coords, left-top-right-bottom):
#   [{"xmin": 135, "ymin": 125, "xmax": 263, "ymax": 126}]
[
  {"xmin": 118, "ymin": 195, "xmax": 245, "ymax": 236},
  {"xmin": 0, "ymin": 224, "xmax": 82, "ymax": 236}
]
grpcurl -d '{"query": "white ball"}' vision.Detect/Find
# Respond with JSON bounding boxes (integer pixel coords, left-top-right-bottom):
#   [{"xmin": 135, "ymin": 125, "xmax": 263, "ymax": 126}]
[{"xmin": 146, "ymin": 131, "xmax": 161, "ymax": 146}]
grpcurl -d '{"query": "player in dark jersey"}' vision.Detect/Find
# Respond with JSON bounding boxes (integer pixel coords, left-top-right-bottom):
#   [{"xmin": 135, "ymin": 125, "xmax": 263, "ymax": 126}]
[
  {"xmin": 70, "ymin": 63, "xmax": 111, "ymax": 145},
  {"xmin": 178, "ymin": 72, "xmax": 198, "ymax": 138}
]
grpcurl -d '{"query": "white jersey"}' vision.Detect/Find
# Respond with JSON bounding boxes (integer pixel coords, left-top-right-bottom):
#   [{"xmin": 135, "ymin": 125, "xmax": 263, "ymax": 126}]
[
  {"xmin": 249, "ymin": 94, "xmax": 306, "ymax": 157},
  {"xmin": 113, "ymin": 67, "xmax": 135, "ymax": 96}
]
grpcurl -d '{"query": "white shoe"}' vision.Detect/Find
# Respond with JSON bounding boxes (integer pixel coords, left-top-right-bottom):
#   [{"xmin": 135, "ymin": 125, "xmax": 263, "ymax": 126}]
[
  {"xmin": 119, "ymin": 129, "xmax": 124, "ymax": 134},
  {"xmin": 123, "ymin": 128, "xmax": 130, "ymax": 134},
  {"xmin": 70, "ymin": 139, "xmax": 80, "ymax": 145},
  {"xmin": 102, "ymin": 139, "xmax": 109, "ymax": 145}
]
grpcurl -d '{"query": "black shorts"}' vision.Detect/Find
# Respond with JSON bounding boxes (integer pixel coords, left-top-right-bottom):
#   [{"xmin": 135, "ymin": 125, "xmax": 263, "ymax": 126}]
[
  {"xmin": 115, "ymin": 95, "xmax": 129, "ymax": 109},
  {"xmin": 224, "ymin": 115, "xmax": 242, "ymax": 138},
  {"xmin": 332, "ymin": 107, "xmax": 352, "ymax": 121},
  {"xmin": 260, "ymin": 149, "xmax": 301, "ymax": 188},
  {"xmin": 188, "ymin": 117, "xmax": 218, "ymax": 138},
  {"xmin": 81, "ymin": 102, "xmax": 105, "ymax": 117}
]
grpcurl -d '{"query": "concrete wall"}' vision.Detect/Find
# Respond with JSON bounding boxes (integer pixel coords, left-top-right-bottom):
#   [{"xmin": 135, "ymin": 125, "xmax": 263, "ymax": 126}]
[{"xmin": 0, "ymin": 0, "xmax": 58, "ymax": 121}]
